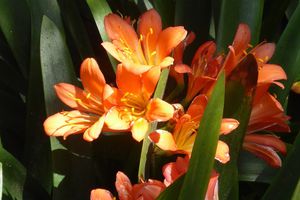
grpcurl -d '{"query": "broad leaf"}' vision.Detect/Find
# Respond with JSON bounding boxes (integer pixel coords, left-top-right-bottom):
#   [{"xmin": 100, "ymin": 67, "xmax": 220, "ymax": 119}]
[
  {"xmin": 0, "ymin": 0, "xmax": 30, "ymax": 78},
  {"xmin": 216, "ymin": 0, "xmax": 264, "ymax": 52},
  {"xmin": 178, "ymin": 72, "xmax": 225, "ymax": 200},
  {"xmin": 262, "ymin": 131, "xmax": 300, "ymax": 200},
  {"xmin": 157, "ymin": 175, "xmax": 185, "ymax": 200},
  {"xmin": 218, "ymin": 54, "xmax": 258, "ymax": 200},
  {"xmin": 40, "ymin": 16, "xmax": 95, "ymax": 199},
  {"xmin": 272, "ymin": 3, "xmax": 300, "ymax": 105}
]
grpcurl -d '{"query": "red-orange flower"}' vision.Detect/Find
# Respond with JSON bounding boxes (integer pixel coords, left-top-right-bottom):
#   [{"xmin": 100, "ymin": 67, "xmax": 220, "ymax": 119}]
[
  {"xmin": 90, "ymin": 171, "xmax": 165, "ymax": 200},
  {"xmin": 149, "ymin": 95, "xmax": 239, "ymax": 163},
  {"xmin": 102, "ymin": 9, "xmax": 187, "ymax": 74},
  {"xmin": 43, "ymin": 58, "xmax": 110, "ymax": 141},
  {"xmin": 162, "ymin": 155, "xmax": 219, "ymax": 200},
  {"xmin": 103, "ymin": 64, "xmax": 174, "ymax": 142}
]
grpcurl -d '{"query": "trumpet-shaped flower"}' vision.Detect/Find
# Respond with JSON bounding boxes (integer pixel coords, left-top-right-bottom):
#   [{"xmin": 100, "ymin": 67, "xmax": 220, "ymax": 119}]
[
  {"xmin": 43, "ymin": 58, "xmax": 109, "ymax": 141},
  {"xmin": 149, "ymin": 95, "xmax": 239, "ymax": 163},
  {"xmin": 103, "ymin": 64, "xmax": 174, "ymax": 142},
  {"xmin": 102, "ymin": 9, "xmax": 187, "ymax": 74},
  {"xmin": 174, "ymin": 41, "xmax": 223, "ymax": 102},
  {"xmin": 90, "ymin": 171, "xmax": 165, "ymax": 200}
]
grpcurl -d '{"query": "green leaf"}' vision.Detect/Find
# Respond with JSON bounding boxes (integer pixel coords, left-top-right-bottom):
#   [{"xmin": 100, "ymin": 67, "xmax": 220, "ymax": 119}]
[
  {"xmin": 24, "ymin": 0, "xmax": 64, "ymax": 193},
  {"xmin": 260, "ymin": 0, "xmax": 292, "ymax": 41},
  {"xmin": 0, "ymin": 0, "xmax": 30, "ymax": 78},
  {"xmin": 292, "ymin": 178, "xmax": 300, "ymax": 200},
  {"xmin": 174, "ymin": 0, "xmax": 212, "ymax": 62},
  {"xmin": 58, "ymin": 0, "xmax": 95, "ymax": 61},
  {"xmin": 40, "ymin": 16, "xmax": 95, "ymax": 199},
  {"xmin": 152, "ymin": 0, "xmax": 175, "ymax": 27},
  {"xmin": 218, "ymin": 54, "xmax": 258, "ymax": 200},
  {"xmin": 0, "ymin": 162, "xmax": 2, "ymax": 200},
  {"xmin": 0, "ymin": 142, "xmax": 26, "ymax": 200},
  {"xmin": 138, "ymin": 68, "xmax": 170, "ymax": 180},
  {"xmin": 157, "ymin": 175, "xmax": 185, "ymax": 200},
  {"xmin": 178, "ymin": 71, "xmax": 225, "ymax": 200},
  {"xmin": 272, "ymin": 3, "xmax": 300, "ymax": 105},
  {"xmin": 86, "ymin": 0, "xmax": 118, "ymax": 72},
  {"xmin": 216, "ymin": 0, "xmax": 264, "ymax": 52},
  {"xmin": 262, "ymin": 131, "xmax": 300, "ymax": 200},
  {"xmin": 238, "ymin": 150, "xmax": 279, "ymax": 183}
]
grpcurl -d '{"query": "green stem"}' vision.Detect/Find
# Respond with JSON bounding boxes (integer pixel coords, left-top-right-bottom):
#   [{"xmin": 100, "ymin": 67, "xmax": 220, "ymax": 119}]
[{"xmin": 138, "ymin": 68, "xmax": 170, "ymax": 181}]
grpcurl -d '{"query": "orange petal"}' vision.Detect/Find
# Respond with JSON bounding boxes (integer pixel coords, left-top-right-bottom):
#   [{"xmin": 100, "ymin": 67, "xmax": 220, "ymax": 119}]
[
  {"xmin": 215, "ymin": 140, "xmax": 230, "ymax": 164},
  {"xmin": 251, "ymin": 42, "xmax": 275, "ymax": 64},
  {"xmin": 54, "ymin": 83, "xmax": 102, "ymax": 115},
  {"xmin": 90, "ymin": 189, "xmax": 114, "ymax": 200},
  {"xmin": 258, "ymin": 64, "xmax": 287, "ymax": 87},
  {"xmin": 186, "ymin": 94, "xmax": 208, "ymax": 121},
  {"xmin": 116, "ymin": 64, "xmax": 142, "ymax": 94},
  {"xmin": 206, "ymin": 170, "xmax": 219, "ymax": 200},
  {"xmin": 104, "ymin": 107, "xmax": 130, "ymax": 130},
  {"xmin": 80, "ymin": 58, "xmax": 106, "ymax": 98},
  {"xmin": 122, "ymin": 61, "xmax": 152, "ymax": 75},
  {"xmin": 43, "ymin": 110, "xmax": 94, "ymax": 138},
  {"xmin": 149, "ymin": 130, "xmax": 177, "ymax": 151},
  {"xmin": 102, "ymin": 84, "xmax": 122, "ymax": 109},
  {"xmin": 83, "ymin": 115, "xmax": 105, "ymax": 142},
  {"xmin": 243, "ymin": 142, "xmax": 282, "ymax": 168},
  {"xmin": 156, "ymin": 26, "xmax": 187, "ymax": 63},
  {"xmin": 146, "ymin": 98, "xmax": 174, "ymax": 122},
  {"xmin": 115, "ymin": 171, "xmax": 132, "ymax": 200},
  {"xmin": 220, "ymin": 118, "xmax": 239, "ymax": 135},
  {"xmin": 232, "ymin": 24, "xmax": 251, "ymax": 55},
  {"xmin": 141, "ymin": 66, "xmax": 161, "ymax": 98},
  {"xmin": 104, "ymin": 13, "xmax": 140, "ymax": 56},
  {"xmin": 138, "ymin": 9, "xmax": 162, "ymax": 58},
  {"xmin": 131, "ymin": 118, "xmax": 149, "ymax": 142},
  {"xmin": 101, "ymin": 42, "xmax": 123, "ymax": 62},
  {"xmin": 244, "ymin": 134, "xmax": 286, "ymax": 155},
  {"xmin": 174, "ymin": 64, "xmax": 192, "ymax": 74}
]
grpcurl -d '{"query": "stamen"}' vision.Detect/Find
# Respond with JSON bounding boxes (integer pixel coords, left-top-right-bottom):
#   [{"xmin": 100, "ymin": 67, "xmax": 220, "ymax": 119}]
[
  {"xmin": 248, "ymin": 43, "xmax": 253, "ymax": 48},
  {"xmin": 149, "ymin": 27, "xmax": 153, "ymax": 34},
  {"xmin": 243, "ymin": 50, "xmax": 248, "ymax": 55}
]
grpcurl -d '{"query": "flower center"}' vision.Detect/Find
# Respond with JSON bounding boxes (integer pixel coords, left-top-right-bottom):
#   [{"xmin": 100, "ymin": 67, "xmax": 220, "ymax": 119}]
[{"xmin": 120, "ymin": 93, "xmax": 148, "ymax": 121}]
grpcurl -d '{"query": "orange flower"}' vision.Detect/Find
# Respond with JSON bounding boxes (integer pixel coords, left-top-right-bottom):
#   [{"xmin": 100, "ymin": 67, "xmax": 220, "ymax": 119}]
[
  {"xmin": 162, "ymin": 155, "xmax": 219, "ymax": 200},
  {"xmin": 43, "ymin": 58, "xmax": 110, "ymax": 141},
  {"xmin": 90, "ymin": 171, "xmax": 165, "ymax": 200},
  {"xmin": 149, "ymin": 95, "xmax": 239, "ymax": 163},
  {"xmin": 174, "ymin": 41, "xmax": 223, "ymax": 102},
  {"xmin": 102, "ymin": 9, "xmax": 187, "ymax": 74},
  {"xmin": 103, "ymin": 64, "xmax": 174, "ymax": 142}
]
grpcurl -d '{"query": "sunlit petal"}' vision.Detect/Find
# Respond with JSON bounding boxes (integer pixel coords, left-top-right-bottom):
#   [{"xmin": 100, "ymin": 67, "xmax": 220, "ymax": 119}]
[
  {"xmin": 131, "ymin": 118, "xmax": 149, "ymax": 142},
  {"xmin": 90, "ymin": 189, "xmax": 114, "ymax": 200},
  {"xmin": 215, "ymin": 140, "xmax": 230, "ymax": 164},
  {"xmin": 80, "ymin": 58, "xmax": 106, "ymax": 98},
  {"xmin": 156, "ymin": 26, "xmax": 187, "ymax": 63},
  {"xmin": 220, "ymin": 118, "xmax": 239, "ymax": 135},
  {"xmin": 149, "ymin": 130, "xmax": 177, "ymax": 151},
  {"xmin": 115, "ymin": 171, "xmax": 133, "ymax": 200},
  {"xmin": 83, "ymin": 115, "xmax": 105, "ymax": 142},
  {"xmin": 146, "ymin": 98, "xmax": 174, "ymax": 122},
  {"xmin": 105, "ymin": 107, "xmax": 130, "ymax": 130}
]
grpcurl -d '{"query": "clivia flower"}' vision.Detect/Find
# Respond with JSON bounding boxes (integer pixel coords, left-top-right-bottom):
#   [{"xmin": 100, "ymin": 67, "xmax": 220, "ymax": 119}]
[
  {"xmin": 149, "ymin": 95, "xmax": 239, "ymax": 163},
  {"xmin": 102, "ymin": 9, "xmax": 187, "ymax": 75},
  {"xmin": 43, "ymin": 58, "xmax": 112, "ymax": 142},
  {"xmin": 90, "ymin": 171, "xmax": 165, "ymax": 200},
  {"xmin": 103, "ymin": 64, "xmax": 174, "ymax": 142}
]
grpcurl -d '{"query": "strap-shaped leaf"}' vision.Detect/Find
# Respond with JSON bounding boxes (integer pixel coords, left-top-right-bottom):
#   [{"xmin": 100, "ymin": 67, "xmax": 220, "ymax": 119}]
[
  {"xmin": 178, "ymin": 71, "xmax": 225, "ymax": 200},
  {"xmin": 24, "ymin": 0, "xmax": 64, "ymax": 193},
  {"xmin": 157, "ymin": 175, "xmax": 185, "ymax": 200},
  {"xmin": 86, "ymin": 0, "xmax": 118, "ymax": 72},
  {"xmin": 0, "ymin": 141, "xmax": 26, "ymax": 200},
  {"xmin": 218, "ymin": 54, "xmax": 258, "ymax": 200},
  {"xmin": 0, "ymin": 0, "xmax": 30, "ymax": 78},
  {"xmin": 138, "ymin": 69, "xmax": 170, "ymax": 180},
  {"xmin": 40, "ymin": 16, "xmax": 95, "ymax": 199},
  {"xmin": 216, "ymin": 0, "xmax": 264, "ymax": 52},
  {"xmin": 272, "ymin": 3, "xmax": 300, "ymax": 105},
  {"xmin": 262, "ymin": 131, "xmax": 300, "ymax": 200}
]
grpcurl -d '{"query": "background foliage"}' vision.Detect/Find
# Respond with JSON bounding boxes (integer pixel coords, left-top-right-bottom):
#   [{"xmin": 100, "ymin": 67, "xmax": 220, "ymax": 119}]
[{"xmin": 0, "ymin": 0, "xmax": 299, "ymax": 199}]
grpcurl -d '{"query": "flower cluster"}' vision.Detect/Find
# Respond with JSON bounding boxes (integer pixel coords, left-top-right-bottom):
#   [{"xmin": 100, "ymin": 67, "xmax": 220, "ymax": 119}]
[{"xmin": 43, "ymin": 9, "xmax": 290, "ymax": 200}]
